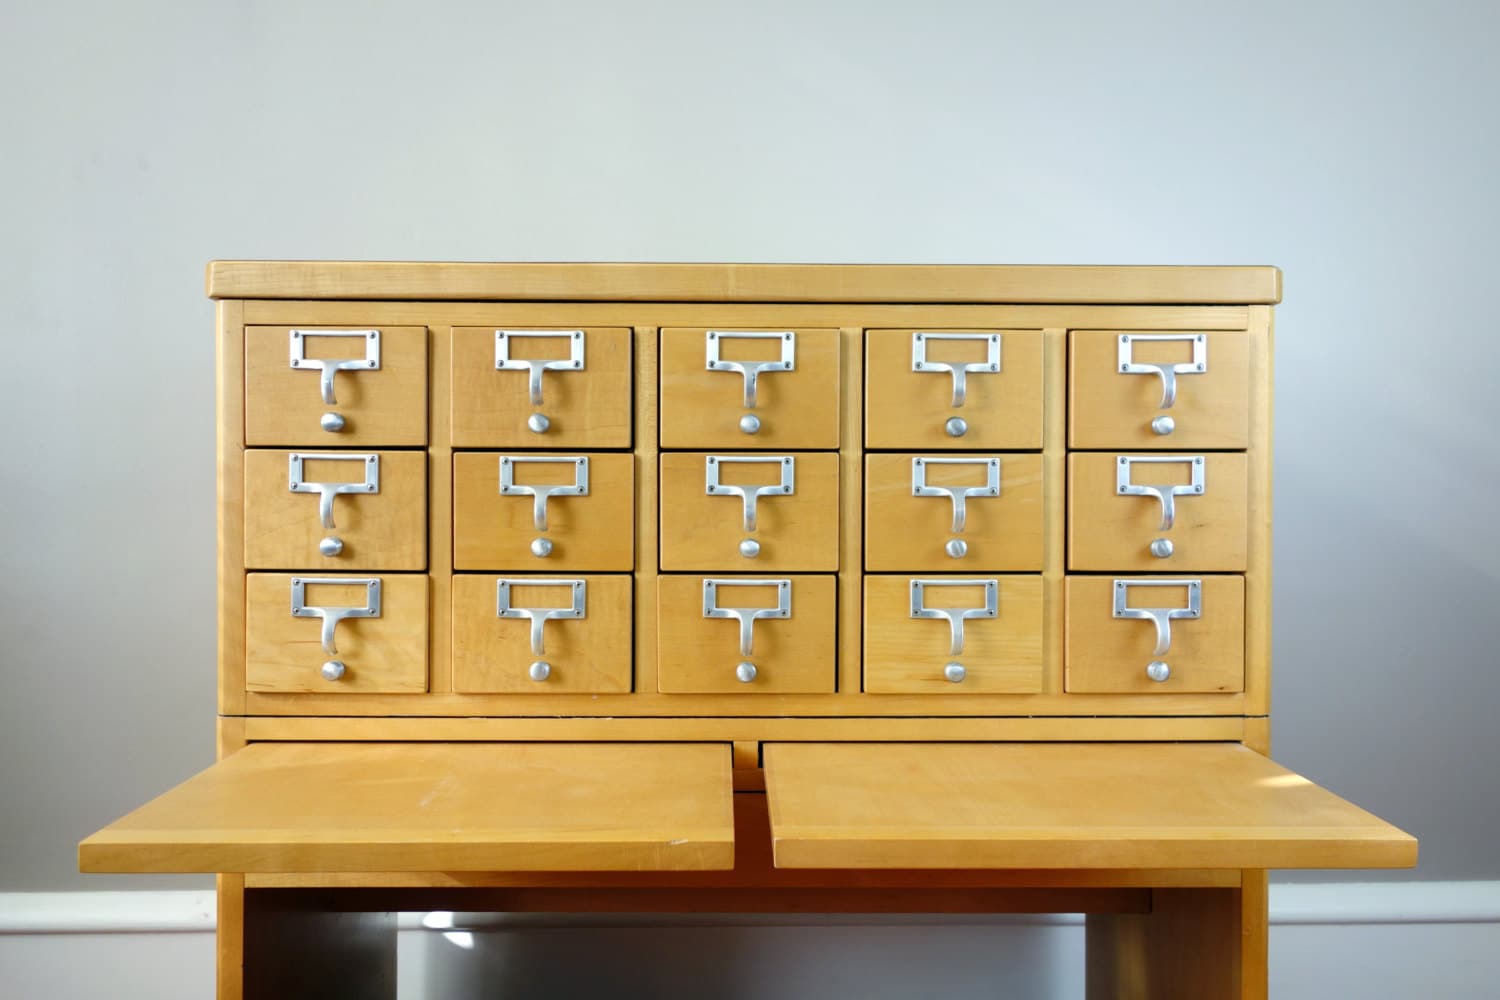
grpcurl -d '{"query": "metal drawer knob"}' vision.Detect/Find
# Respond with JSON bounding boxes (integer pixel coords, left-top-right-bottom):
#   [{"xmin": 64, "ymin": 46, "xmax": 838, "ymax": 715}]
[
  {"xmin": 320, "ymin": 412, "xmax": 346, "ymax": 433},
  {"xmin": 529, "ymin": 660, "xmax": 551, "ymax": 682},
  {"xmin": 943, "ymin": 662, "xmax": 966, "ymax": 683},
  {"xmin": 319, "ymin": 536, "xmax": 344, "ymax": 557},
  {"xmin": 321, "ymin": 660, "xmax": 346, "ymax": 681},
  {"xmin": 1151, "ymin": 415, "xmax": 1175, "ymax": 436},
  {"xmin": 530, "ymin": 538, "xmax": 554, "ymax": 558},
  {"xmin": 1146, "ymin": 660, "xmax": 1171, "ymax": 682},
  {"xmin": 528, "ymin": 413, "xmax": 551, "ymax": 434},
  {"xmin": 739, "ymin": 539, "xmax": 761, "ymax": 558},
  {"xmin": 945, "ymin": 539, "xmax": 968, "ymax": 559},
  {"xmin": 1149, "ymin": 538, "xmax": 1174, "ymax": 559},
  {"xmin": 739, "ymin": 414, "xmax": 761, "ymax": 435},
  {"xmin": 945, "ymin": 417, "xmax": 968, "ymax": 438},
  {"xmin": 736, "ymin": 661, "xmax": 758, "ymax": 683}
]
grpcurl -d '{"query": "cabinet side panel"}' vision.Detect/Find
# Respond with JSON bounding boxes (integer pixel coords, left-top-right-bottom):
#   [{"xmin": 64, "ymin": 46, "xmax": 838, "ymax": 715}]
[{"xmin": 218, "ymin": 300, "xmax": 247, "ymax": 714}]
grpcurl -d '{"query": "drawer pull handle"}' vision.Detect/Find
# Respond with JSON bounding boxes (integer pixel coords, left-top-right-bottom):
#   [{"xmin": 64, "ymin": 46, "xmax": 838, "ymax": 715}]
[
  {"xmin": 706, "ymin": 331, "xmax": 795, "ymax": 409},
  {"xmin": 705, "ymin": 455, "xmax": 795, "ymax": 533},
  {"xmin": 495, "ymin": 330, "xmax": 586, "ymax": 408},
  {"xmin": 911, "ymin": 332, "xmax": 1000, "ymax": 408},
  {"xmin": 499, "ymin": 456, "xmax": 589, "ymax": 533},
  {"xmin": 911, "ymin": 457, "xmax": 1000, "ymax": 534},
  {"xmin": 1117, "ymin": 334, "xmax": 1206, "ymax": 410},
  {"xmin": 290, "ymin": 577, "xmax": 381, "ymax": 656},
  {"xmin": 703, "ymin": 578, "xmax": 791, "ymax": 657},
  {"xmin": 1112, "ymin": 579, "xmax": 1202, "ymax": 657},
  {"xmin": 910, "ymin": 578, "xmax": 998, "ymax": 656},
  {"xmin": 496, "ymin": 578, "xmax": 586, "ymax": 656},
  {"xmin": 288, "ymin": 453, "xmax": 380, "ymax": 530},
  {"xmin": 1116, "ymin": 455, "xmax": 1205, "ymax": 532},
  {"xmin": 288, "ymin": 329, "xmax": 381, "ymax": 406}
]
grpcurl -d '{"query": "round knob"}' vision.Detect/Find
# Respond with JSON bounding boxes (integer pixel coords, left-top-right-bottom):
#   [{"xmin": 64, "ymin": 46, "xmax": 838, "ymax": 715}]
[
  {"xmin": 320, "ymin": 660, "xmax": 346, "ymax": 681},
  {"xmin": 739, "ymin": 414, "xmax": 762, "ymax": 435},
  {"xmin": 530, "ymin": 538, "xmax": 554, "ymax": 558},
  {"xmin": 1151, "ymin": 415, "xmax": 1176, "ymax": 436},
  {"xmin": 735, "ymin": 661, "xmax": 758, "ymax": 683},
  {"xmin": 529, "ymin": 660, "xmax": 551, "ymax": 682},
  {"xmin": 945, "ymin": 538, "xmax": 968, "ymax": 559},
  {"xmin": 320, "ymin": 412, "xmax": 346, "ymax": 433},
  {"xmin": 739, "ymin": 538, "xmax": 761, "ymax": 559},
  {"xmin": 527, "ymin": 413, "xmax": 551, "ymax": 434},
  {"xmin": 318, "ymin": 536, "xmax": 344, "ymax": 557},
  {"xmin": 1150, "ymin": 538, "xmax": 1175, "ymax": 559},
  {"xmin": 1146, "ymin": 660, "xmax": 1171, "ymax": 683},
  {"xmin": 944, "ymin": 416, "xmax": 969, "ymax": 438},
  {"xmin": 943, "ymin": 662, "xmax": 967, "ymax": 683}
]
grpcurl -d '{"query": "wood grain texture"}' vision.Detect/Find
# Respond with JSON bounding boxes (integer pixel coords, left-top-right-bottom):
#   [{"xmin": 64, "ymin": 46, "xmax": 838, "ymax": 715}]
[
  {"xmin": 836, "ymin": 327, "xmax": 864, "ymax": 696},
  {"xmin": 1041, "ymin": 328, "xmax": 1067, "ymax": 696},
  {"xmin": 865, "ymin": 329, "xmax": 1044, "ymax": 449},
  {"xmin": 659, "ymin": 452, "xmax": 839, "ymax": 571},
  {"xmin": 218, "ymin": 300, "xmax": 247, "ymax": 715},
  {"xmin": 450, "ymin": 325, "xmax": 631, "ymax": 448},
  {"xmin": 80, "ymin": 743, "xmax": 735, "ymax": 873},
  {"xmin": 764, "ymin": 743, "xmax": 1418, "ymax": 870},
  {"xmin": 1244, "ymin": 306, "xmax": 1274, "ymax": 716},
  {"xmin": 244, "ymin": 326, "xmax": 427, "ymax": 447},
  {"xmin": 1086, "ymin": 886, "xmax": 1246, "ymax": 1000}
]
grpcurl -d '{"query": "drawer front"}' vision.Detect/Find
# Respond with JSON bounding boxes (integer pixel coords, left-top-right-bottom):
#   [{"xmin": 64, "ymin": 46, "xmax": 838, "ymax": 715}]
[
  {"xmin": 865, "ymin": 329, "xmax": 1044, "ymax": 449},
  {"xmin": 863, "ymin": 575, "xmax": 1044, "ymax": 694},
  {"xmin": 451, "ymin": 574, "xmax": 632, "ymax": 694},
  {"xmin": 453, "ymin": 453, "xmax": 634, "ymax": 571},
  {"xmin": 865, "ymin": 454, "xmax": 1045, "ymax": 571},
  {"xmin": 1069, "ymin": 331, "xmax": 1250, "ymax": 449},
  {"xmin": 245, "ymin": 326, "xmax": 428, "ymax": 446},
  {"xmin": 659, "ymin": 328, "xmax": 840, "ymax": 449},
  {"xmin": 1065, "ymin": 575, "xmax": 1244, "ymax": 693},
  {"xmin": 657, "ymin": 575, "xmax": 836, "ymax": 693},
  {"xmin": 243, "ymin": 450, "xmax": 426, "ymax": 570},
  {"xmin": 1068, "ymin": 452, "xmax": 1248, "ymax": 571},
  {"xmin": 245, "ymin": 573, "xmax": 428, "ymax": 693},
  {"xmin": 659, "ymin": 452, "xmax": 839, "ymax": 571},
  {"xmin": 451, "ymin": 326, "xmax": 632, "ymax": 448}
]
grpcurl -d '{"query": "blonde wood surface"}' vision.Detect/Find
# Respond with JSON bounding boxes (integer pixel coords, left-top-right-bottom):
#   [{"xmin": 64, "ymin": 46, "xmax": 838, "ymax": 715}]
[
  {"xmin": 865, "ymin": 453, "xmax": 1045, "ymax": 571},
  {"xmin": 1245, "ymin": 306, "xmax": 1274, "ymax": 715},
  {"xmin": 427, "ymin": 326, "xmax": 455, "ymax": 694},
  {"xmin": 836, "ymin": 327, "xmax": 863, "ymax": 696},
  {"xmin": 660, "ymin": 327, "xmax": 841, "ymax": 449},
  {"xmin": 1041, "ymin": 328, "xmax": 1067, "ymax": 696},
  {"xmin": 452, "ymin": 452, "xmax": 634, "ymax": 571},
  {"xmin": 1068, "ymin": 452, "xmax": 1249, "ymax": 572},
  {"xmin": 657, "ymin": 575, "xmax": 837, "ymax": 693},
  {"xmin": 863, "ymin": 575, "xmax": 1044, "ymax": 693},
  {"xmin": 659, "ymin": 452, "xmax": 839, "ymax": 571},
  {"xmin": 1240, "ymin": 870, "xmax": 1269, "ymax": 999},
  {"xmin": 1065, "ymin": 575, "xmax": 1245, "ymax": 694},
  {"xmin": 244, "ymin": 325, "xmax": 427, "ymax": 447},
  {"xmin": 450, "ymin": 325, "xmax": 632, "ymax": 448},
  {"xmin": 451, "ymin": 574, "xmax": 632, "ymax": 694},
  {"xmin": 209, "ymin": 262, "xmax": 1282, "ymax": 304},
  {"xmin": 243, "ymin": 450, "xmax": 426, "ymax": 570},
  {"xmin": 1243, "ymin": 717, "xmax": 1271, "ymax": 756},
  {"xmin": 217, "ymin": 874, "xmax": 245, "ymax": 1000},
  {"xmin": 218, "ymin": 301, "xmax": 247, "ymax": 715},
  {"xmin": 245, "ymin": 573, "xmax": 428, "ymax": 694},
  {"xmin": 80, "ymin": 743, "xmax": 735, "ymax": 873},
  {"xmin": 1086, "ymin": 886, "xmax": 1247, "ymax": 1000},
  {"xmin": 764, "ymin": 743, "xmax": 1418, "ymax": 870},
  {"xmin": 865, "ymin": 329, "xmax": 1044, "ymax": 449},
  {"xmin": 1070, "ymin": 331, "xmax": 1251, "ymax": 449},
  {"xmin": 633, "ymin": 328, "xmax": 661, "ymax": 697}
]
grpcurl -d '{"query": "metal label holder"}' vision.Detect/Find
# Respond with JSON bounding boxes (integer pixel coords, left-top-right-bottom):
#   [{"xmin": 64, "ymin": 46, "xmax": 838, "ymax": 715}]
[
  {"xmin": 704, "ymin": 455, "xmax": 795, "ymax": 532},
  {"xmin": 911, "ymin": 457, "xmax": 1001, "ymax": 533},
  {"xmin": 909, "ymin": 578, "xmax": 999, "ymax": 655},
  {"xmin": 496, "ymin": 578, "xmax": 587, "ymax": 656},
  {"xmin": 1116, "ymin": 455, "xmax": 1205, "ymax": 531},
  {"xmin": 288, "ymin": 329, "xmax": 380, "ymax": 405},
  {"xmin": 1117, "ymin": 333, "xmax": 1206, "ymax": 409},
  {"xmin": 495, "ymin": 329, "xmax": 586, "ymax": 407},
  {"xmin": 288, "ymin": 453, "xmax": 379, "ymax": 529},
  {"xmin": 1112, "ymin": 578, "xmax": 1202, "ymax": 656},
  {"xmin": 911, "ymin": 332, "xmax": 1001, "ymax": 407},
  {"xmin": 705, "ymin": 331, "xmax": 796, "ymax": 408},
  {"xmin": 499, "ymin": 456, "xmax": 590, "ymax": 531},
  {"xmin": 290, "ymin": 577, "xmax": 382, "ymax": 655},
  {"xmin": 702, "ymin": 578, "xmax": 791, "ymax": 656}
]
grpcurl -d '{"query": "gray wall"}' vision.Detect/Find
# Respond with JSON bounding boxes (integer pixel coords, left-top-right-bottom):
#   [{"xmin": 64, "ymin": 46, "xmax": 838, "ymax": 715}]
[{"xmin": 2, "ymin": 0, "xmax": 1496, "ymax": 894}]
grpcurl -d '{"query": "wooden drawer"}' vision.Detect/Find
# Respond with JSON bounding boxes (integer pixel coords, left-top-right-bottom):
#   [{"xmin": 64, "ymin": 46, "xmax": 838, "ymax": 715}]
[
  {"xmin": 865, "ymin": 454, "xmax": 1045, "ymax": 571},
  {"xmin": 1070, "ymin": 331, "xmax": 1250, "ymax": 449},
  {"xmin": 657, "ymin": 575, "xmax": 836, "ymax": 693},
  {"xmin": 243, "ymin": 450, "xmax": 426, "ymax": 570},
  {"xmin": 1064, "ymin": 575, "xmax": 1244, "ymax": 693},
  {"xmin": 452, "ymin": 574, "xmax": 632, "ymax": 694},
  {"xmin": 451, "ymin": 326, "xmax": 632, "ymax": 448},
  {"xmin": 1068, "ymin": 452, "xmax": 1247, "ymax": 571},
  {"xmin": 245, "ymin": 326, "xmax": 427, "ymax": 446},
  {"xmin": 453, "ymin": 453, "xmax": 634, "ymax": 571},
  {"xmin": 245, "ymin": 573, "xmax": 428, "ymax": 693},
  {"xmin": 863, "ymin": 575, "xmax": 1043, "ymax": 693},
  {"xmin": 659, "ymin": 452, "xmax": 839, "ymax": 571},
  {"xmin": 865, "ymin": 329, "xmax": 1044, "ymax": 449},
  {"xmin": 660, "ymin": 328, "xmax": 840, "ymax": 449}
]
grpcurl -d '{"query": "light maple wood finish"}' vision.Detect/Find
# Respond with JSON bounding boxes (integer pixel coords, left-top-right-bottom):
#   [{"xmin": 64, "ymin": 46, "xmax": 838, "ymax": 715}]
[
  {"xmin": 450, "ymin": 325, "xmax": 632, "ymax": 448},
  {"xmin": 1065, "ymin": 575, "xmax": 1245, "ymax": 694},
  {"xmin": 865, "ymin": 453, "xmax": 1045, "ymax": 571},
  {"xmin": 657, "ymin": 575, "xmax": 836, "ymax": 693},
  {"xmin": 215, "ymin": 718, "xmax": 248, "ymax": 1000},
  {"xmin": 660, "ymin": 327, "xmax": 841, "ymax": 449},
  {"xmin": 836, "ymin": 327, "xmax": 863, "ymax": 696},
  {"xmin": 865, "ymin": 329, "xmax": 1044, "ymax": 449},
  {"xmin": 659, "ymin": 452, "xmax": 839, "ymax": 571},
  {"xmin": 764, "ymin": 743, "xmax": 1418, "ymax": 870},
  {"xmin": 1070, "ymin": 330, "xmax": 1251, "ymax": 449},
  {"xmin": 217, "ymin": 300, "xmax": 247, "ymax": 715},
  {"xmin": 863, "ymin": 575, "xmax": 1044, "ymax": 693},
  {"xmin": 1086, "ymin": 886, "xmax": 1247, "ymax": 1000},
  {"xmin": 1245, "ymin": 306, "xmax": 1274, "ymax": 716},
  {"xmin": 633, "ymin": 328, "xmax": 660, "ymax": 697},
  {"xmin": 451, "ymin": 574, "xmax": 632, "ymax": 694},
  {"xmin": 244, "ymin": 325, "xmax": 427, "ymax": 447},
  {"xmin": 1068, "ymin": 452, "xmax": 1249, "ymax": 571},
  {"xmin": 244, "ymin": 573, "xmax": 428, "ymax": 693},
  {"xmin": 426, "ymin": 326, "xmax": 455, "ymax": 694},
  {"xmin": 243, "ymin": 450, "xmax": 426, "ymax": 570},
  {"xmin": 1041, "ymin": 328, "xmax": 1067, "ymax": 695},
  {"xmin": 452, "ymin": 452, "xmax": 634, "ymax": 571}
]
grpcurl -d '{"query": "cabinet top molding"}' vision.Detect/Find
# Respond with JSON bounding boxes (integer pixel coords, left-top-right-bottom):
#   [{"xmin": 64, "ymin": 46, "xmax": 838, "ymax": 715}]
[{"xmin": 206, "ymin": 262, "xmax": 1282, "ymax": 304}]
